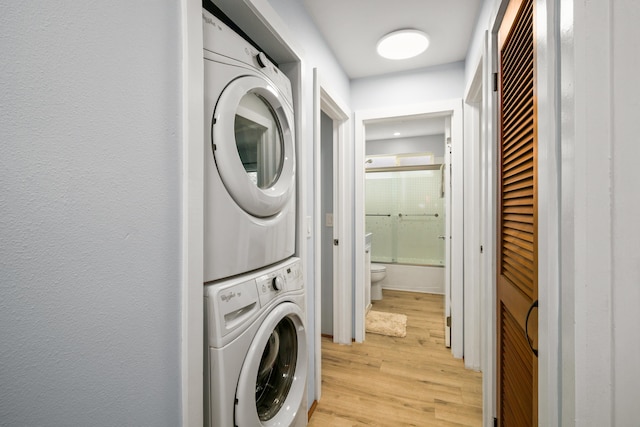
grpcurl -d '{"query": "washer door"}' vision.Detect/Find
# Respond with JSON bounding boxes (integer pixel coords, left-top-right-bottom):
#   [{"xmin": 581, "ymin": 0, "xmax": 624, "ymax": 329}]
[
  {"xmin": 235, "ymin": 302, "xmax": 307, "ymax": 426},
  {"xmin": 212, "ymin": 75, "xmax": 295, "ymax": 218}
]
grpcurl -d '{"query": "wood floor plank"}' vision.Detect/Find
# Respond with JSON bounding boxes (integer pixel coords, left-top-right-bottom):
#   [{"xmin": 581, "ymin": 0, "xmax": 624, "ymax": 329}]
[{"xmin": 309, "ymin": 290, "xmax": 483, "ymax": 427}]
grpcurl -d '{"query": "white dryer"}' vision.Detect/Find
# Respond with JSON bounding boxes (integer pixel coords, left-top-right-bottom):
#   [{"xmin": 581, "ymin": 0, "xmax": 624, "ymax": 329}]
[
  {"xmin": 203, "ymin": 9, "xmax": 296, "ymax": 283},
  {"xmin": 204, "ymin": 257, "xmax": 307, "ymax": 427}
]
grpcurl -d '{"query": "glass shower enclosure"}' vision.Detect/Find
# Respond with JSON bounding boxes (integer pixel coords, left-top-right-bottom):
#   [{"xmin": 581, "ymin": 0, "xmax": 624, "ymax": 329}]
[{"xmin": 365, "ymin": 165, "xmax": 445, "ymax": 266}]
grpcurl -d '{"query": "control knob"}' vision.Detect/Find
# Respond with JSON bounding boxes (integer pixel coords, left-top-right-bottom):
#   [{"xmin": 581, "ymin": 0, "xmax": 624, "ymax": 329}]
[
  {"xmin": 272, "ymin": 275, "xmax": 284, "ymax": 291},
  {"xmin": 256, "ymin": 52, "xmax": 269, "ymax": 68}
]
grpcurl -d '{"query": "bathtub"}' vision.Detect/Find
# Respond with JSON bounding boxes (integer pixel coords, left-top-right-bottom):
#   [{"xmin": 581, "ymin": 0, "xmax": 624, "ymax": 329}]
[{"xmin": 376, "ymin": 263, "xmax": 444, "ymax": 294}]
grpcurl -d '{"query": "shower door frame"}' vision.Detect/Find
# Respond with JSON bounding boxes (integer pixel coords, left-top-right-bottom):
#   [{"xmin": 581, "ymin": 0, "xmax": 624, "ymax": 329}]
[{"xmin": 364, "ymin": 163, "xmax": 447, "ymax": 268}]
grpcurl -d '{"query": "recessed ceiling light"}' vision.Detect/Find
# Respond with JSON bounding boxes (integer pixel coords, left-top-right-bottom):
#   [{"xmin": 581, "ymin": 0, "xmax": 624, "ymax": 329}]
[
  {"xmin": 393, "ymin": 132, "xmax": 401, "ymax": 136},
  {"xmin": 377, "ymin": 29, "xmax": 430, "ymax": 60}
]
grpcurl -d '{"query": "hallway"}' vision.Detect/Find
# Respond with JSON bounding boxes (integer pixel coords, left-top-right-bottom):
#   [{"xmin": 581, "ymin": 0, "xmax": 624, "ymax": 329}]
[{"xmin": 309, "ymin": 290, "xmax": 482, "ymax": 426}]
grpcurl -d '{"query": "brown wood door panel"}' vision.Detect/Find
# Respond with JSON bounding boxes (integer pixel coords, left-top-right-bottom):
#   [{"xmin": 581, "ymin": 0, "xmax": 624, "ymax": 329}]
[{"xmin": 497, "ymin": 0, "xmax": 538, "ymax": 425}]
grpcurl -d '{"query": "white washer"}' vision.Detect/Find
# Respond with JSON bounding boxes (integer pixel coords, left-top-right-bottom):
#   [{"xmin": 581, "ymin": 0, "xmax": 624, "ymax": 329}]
[
  {"xmin": 203, "ymin": 9, "xmax": 296, "ymax": 283},
  {"xmin": 204, "ymin": 257, "xmax": 307, "ymax": 427}
]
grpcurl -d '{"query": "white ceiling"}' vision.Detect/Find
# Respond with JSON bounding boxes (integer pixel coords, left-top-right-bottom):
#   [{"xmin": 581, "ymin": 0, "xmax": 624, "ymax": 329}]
[{"xmin": 302, "ymin": 0, "xmax": 483, "ymax": 79}]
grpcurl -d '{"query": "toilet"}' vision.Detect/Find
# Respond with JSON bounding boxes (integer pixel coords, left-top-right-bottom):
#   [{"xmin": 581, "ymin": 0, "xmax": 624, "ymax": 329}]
[{"xmin": 370, "ymin": 263, "xmax": 386, "ymax": 300}]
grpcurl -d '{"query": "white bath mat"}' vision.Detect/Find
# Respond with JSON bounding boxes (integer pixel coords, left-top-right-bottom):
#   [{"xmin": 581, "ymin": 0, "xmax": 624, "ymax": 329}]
[{"xmin": 365, "ymin": 310, "xmax": 407, "ymax": 338}]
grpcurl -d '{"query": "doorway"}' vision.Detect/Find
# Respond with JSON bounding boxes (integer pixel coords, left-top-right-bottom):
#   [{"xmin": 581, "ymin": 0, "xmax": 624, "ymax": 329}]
[
  {"xmin": 363, "ymin": 115, "xmax": 449, "ymax": 315},
  {"xmin": 354, "ymin": 100, "xmax": 464, "ymax": 358},
  {"xmin": 312, "ymin": 68, "xmax": 351, "ymax": 402}
]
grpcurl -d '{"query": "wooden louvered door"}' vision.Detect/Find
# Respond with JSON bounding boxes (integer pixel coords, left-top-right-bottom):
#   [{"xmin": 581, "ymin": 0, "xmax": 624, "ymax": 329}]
[{"xmin": 496, "ymin": 0, "xmax": 538, "ymax": 425}]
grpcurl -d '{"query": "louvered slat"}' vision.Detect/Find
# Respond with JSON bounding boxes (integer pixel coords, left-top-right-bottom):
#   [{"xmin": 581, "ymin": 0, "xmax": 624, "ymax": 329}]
[
  {"xmin": 501, "ymin": 304, "xmax": 533, "ymax": 426},
  {"xmin": 504, "ymin": 233, "xmax": 534, "ymax": 252}
]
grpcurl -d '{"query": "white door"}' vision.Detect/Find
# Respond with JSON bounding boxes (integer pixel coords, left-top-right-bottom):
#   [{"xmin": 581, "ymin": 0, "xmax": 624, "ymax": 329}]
[
  {"xmin": 235, "ymin": 302, "xmax": 307, "ymax": 426},
  {"xmin": 212, "ymin": 75, "xmax": 295, "ymax": 217},
  {"xmin": 444, "ymin": 118, "xmax": 452, "ymax": 348}
]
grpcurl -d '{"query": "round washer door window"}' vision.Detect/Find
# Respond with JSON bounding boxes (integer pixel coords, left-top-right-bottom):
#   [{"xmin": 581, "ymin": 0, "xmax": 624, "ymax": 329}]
[
  {"xmin": 212, "ymin": 75, "xmax": 295, "ymax": 218},
  {"xmin": 235, "ymin": 302, "xmax": 307, "ymax": 426}
]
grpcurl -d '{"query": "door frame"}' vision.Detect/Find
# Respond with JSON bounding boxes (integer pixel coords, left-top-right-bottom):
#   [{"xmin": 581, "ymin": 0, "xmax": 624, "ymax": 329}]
[
  {"xmin": 353, "ymin": 99, "xmax": 464, "ymax": 355},
  {"xmin": 481, "ymin": 27, "xmax": 499, "ymax": 427},
  {"xmin": 532, "ymin": 0, "xmax": 561, "ymax": 424},
  {"xmin": 463, "ymin": 59, "xmax": 483, "ymax": 372},
  {"xmin": 312, "ymin": 68, "xmax": 351, "ymax": 399},
  {"xmin": 181, "ymin": 1, "xmax": 205, "ymax": 425}
]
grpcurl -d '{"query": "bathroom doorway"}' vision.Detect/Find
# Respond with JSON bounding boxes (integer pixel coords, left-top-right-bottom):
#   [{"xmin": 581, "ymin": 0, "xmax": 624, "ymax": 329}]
[
  {"xmin": 364, "ymin": 115, "xmax": 448, "ymax": 285},
  {"xmin": 363, "ymin": 115, "xmax": 449, "ymax": 338},
  {"xmin": 354, "ymin": 100, "xmax": 464, "ymax": 359}
]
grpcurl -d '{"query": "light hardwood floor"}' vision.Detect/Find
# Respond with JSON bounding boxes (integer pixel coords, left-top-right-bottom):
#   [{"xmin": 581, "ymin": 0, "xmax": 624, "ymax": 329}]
[{"xmin": 308, "ymin": 290, "xmax": 482, "ymax": 427}]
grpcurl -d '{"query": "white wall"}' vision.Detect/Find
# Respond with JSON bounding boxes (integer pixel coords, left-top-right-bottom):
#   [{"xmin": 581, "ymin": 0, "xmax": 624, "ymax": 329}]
[
  {"xmin": 351, "ymin": 62, "xmax": 466, "ymax": 111},
  {"xmin": 610, "ymin": 2, "xmax": 640, "ymax": 422},
  {"xmin": 464, "ymin": 0, "xmax": 497, "ymax": 87},
  {"xmin": 265, "ymin": 0, "xmax": 351, "ymax": 408},
  {"xmin": 0, "ymin": 3, "xmax": 182, "ymax": 426},
  {"xmin": 565, "ymin": 0, "xmax": 640, "ymax": 425},
  {"xmin": 267, "ymin": 0, "xmax": 350, "ymax": 99}
]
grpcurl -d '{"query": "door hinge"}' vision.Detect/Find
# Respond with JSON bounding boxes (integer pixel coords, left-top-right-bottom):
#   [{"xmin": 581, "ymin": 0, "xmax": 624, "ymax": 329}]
[
  {"xmin": 493, "ymin": 72, "xmax": 498, "ymax": 92},
  {"xmin": 494, "ymin": 417, "xmax": 498, "ymax": 427},
  {"xmin": 480, "ymin": 245, "xmax": 484, "ymax": 253},
  {"xmin": 333, "ymin": 239, "xmax": 339, "ymax": 246},
  {"xmin": 446, "ymin": 316, "xmax": 451, "ymax": 327}
]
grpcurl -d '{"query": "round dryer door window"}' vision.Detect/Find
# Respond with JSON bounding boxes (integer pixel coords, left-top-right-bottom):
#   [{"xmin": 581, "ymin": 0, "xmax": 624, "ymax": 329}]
[
  {"xmin": 212, "ymin": 75, "xmax": 295, "ymax": 218},
  {"xmin": 235, "ymin": 302, "xmax": 307, "ymax": 426}
]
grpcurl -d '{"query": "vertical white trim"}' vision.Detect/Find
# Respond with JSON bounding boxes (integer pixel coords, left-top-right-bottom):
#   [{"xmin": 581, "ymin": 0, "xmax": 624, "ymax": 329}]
[
  {"xmin": 450, "ymin": 100, "xmax": 465, "ymax": 359},
  {"xmin": 181, "ymin": 1, "xmax": 204, "ymax": 426},
  {"xmin": 482, "ymin": 29, "xmax": 498, "ymax": 427},
  {"xmin": 536, "ymin": 0, "xmax": 561, "ymax": 425},
  {"xmin": 444, "ymin": 116, "xmax": 452, "ymax": 349},
  {"xmin": 354, "ymin": 100, "xmax": 464, "ymax": 355},
  {"xmin": 463, "ymin": 60, "xmax": 483, "ymax": 371},
  {"xmin": 354, "ymin": 114, "xmax": 366, "ymax": 343},
  {"xmin": 311, "ymin": 69, "xmax": 322, "ymax": 402},
  {"xmin": 559, "ymin": 1, "xmax": 576, "ymax": 416}
]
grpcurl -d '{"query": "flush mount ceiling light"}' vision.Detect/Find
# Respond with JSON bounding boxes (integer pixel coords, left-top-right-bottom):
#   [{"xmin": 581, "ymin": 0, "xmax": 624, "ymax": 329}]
[{"xmin": 376, "ymin": 29, "xmax": 430, "ymax": 60}]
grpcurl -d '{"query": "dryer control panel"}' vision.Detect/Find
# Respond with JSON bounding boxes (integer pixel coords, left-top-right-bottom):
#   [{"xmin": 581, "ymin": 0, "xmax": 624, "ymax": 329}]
[{"xmin": 202, "ymin": 8, "xmax": 293, "ymax": 103}]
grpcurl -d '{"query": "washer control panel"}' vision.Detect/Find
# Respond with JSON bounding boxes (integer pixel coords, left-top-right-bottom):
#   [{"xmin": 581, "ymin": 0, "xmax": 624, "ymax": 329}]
[
  {"xmin": 204, "ymin": 257, "xmax": 302, "ymax": 348},
  {"xmin": 256, "ymin": 258, "xmax": 303, "ymax": 307}
]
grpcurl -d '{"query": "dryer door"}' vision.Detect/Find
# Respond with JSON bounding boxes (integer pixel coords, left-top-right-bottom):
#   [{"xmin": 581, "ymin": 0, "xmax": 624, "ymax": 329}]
[
  {"xmin": 212, "ymin": 75, "xmax": 295, "ymax": 218},
  {"xmin": 235, "ymin": 302, "xmax": 307, "ymax": 426}
]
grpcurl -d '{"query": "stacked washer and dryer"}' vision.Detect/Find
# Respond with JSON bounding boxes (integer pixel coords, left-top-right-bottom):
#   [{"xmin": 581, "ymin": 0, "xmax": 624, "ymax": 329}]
[{"xmin": 202, "ymin": 7, "xmax": 307, "ymax": 427}]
